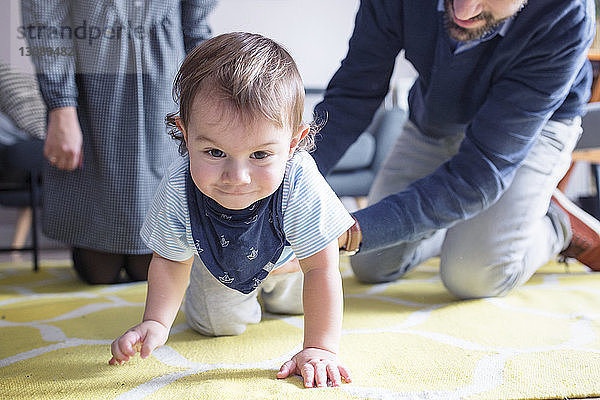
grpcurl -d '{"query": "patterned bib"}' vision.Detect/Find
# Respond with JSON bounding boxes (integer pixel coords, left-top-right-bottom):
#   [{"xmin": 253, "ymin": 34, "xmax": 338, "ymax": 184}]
[{"xmin": 186, "ymin": 170, "xmax": 287, "ymax": 294}]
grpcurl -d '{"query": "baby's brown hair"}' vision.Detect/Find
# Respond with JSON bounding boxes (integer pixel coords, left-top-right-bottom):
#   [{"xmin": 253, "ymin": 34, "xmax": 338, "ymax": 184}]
[{"xmin": 166, "ymin": 32, "xmax": 316, "ymax": 155}]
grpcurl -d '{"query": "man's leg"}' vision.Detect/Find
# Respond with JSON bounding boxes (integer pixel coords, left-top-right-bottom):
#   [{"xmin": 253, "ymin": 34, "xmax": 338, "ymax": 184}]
[
  {"xmin": 350, "ymin": 121, "xmax": 462, "ymax": 283},
  {"xmin": 440, "ymin": 118, "xmax": 582, "ymax": 299}
]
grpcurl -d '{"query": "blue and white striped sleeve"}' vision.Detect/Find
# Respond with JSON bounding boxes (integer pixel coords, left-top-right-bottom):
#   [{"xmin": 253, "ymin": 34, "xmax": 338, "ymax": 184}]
[
  {"xmin": 282, "ymin": 151, "xmax": 354, "ymax": 260},
  {"xmin": 140, "ymin": 159, "xmax": 195, "ymax": 262}
]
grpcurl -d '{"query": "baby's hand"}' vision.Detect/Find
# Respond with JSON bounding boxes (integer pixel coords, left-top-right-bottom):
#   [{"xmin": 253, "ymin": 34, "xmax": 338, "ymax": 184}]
[
  {"xmin": 277, "ymin": 347, "xmax": 351, "ymax": 388},
  {"xmin": 109, "ymin": 320, "xmax": 169, "ymax": 365}
]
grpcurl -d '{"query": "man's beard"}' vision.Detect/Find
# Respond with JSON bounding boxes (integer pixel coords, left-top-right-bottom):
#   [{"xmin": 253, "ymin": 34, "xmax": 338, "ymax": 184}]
[{"xmin": 443, "ymin": 0, "xmax": 510, "ymax": 42}]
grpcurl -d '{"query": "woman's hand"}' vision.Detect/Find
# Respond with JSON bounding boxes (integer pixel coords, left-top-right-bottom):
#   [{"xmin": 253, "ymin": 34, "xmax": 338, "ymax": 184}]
[{"xmin": 44, "ymin": 107, "xmax": 83, "ymax": 170}]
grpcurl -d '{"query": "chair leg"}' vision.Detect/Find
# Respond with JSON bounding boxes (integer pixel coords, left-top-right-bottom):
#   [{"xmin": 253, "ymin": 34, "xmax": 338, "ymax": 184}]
[
  {"xmin": 12, "ymin": 207, "xmax": 32, "ymax": 248},
  {"xmin": 29, "ymin": 172, "xmax": 40, "ymax": 272},
  {"xmin": 11, "ymin": 207, "xmax": 32, "ymax": 263},
  {"xmin": 592, "ymin": 163, "xmax": 600, "ymax": 219}
]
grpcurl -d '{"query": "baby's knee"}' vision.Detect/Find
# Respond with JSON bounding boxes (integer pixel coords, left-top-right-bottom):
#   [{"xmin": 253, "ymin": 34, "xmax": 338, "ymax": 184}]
[
  {"xmin": 183, "ymin": 295, "xmax": 261, "ymax": 337},
  {"xmin": 261, "ymin": 271, "xmax": 304, "ymax": 315},
  {"xmin": 440, "ymin": 255, "xmax": 524, "ymax": 299},
  {"xmin": 185, "ymin": 313, "xmax": 248, "ymax": 337}
]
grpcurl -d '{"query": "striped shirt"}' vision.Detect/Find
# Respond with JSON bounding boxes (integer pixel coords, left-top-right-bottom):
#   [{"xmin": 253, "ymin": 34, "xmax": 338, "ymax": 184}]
[{"xmin": 141, "ymin": 151, "xmax": 354, "ymax": 266}]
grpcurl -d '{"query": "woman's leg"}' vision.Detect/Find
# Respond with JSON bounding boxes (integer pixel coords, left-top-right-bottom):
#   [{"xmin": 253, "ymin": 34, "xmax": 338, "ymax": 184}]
[
  {"xmin": 71, "ymin": 247, "xmax": 124, "ymax": 284},
  {"xmin": 124, "ymin": 253, "xmax": 152, "ymax": 282}
]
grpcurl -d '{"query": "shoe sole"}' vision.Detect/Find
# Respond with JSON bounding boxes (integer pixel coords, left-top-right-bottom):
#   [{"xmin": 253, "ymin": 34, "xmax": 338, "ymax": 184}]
[{"xmin": 553, "ymin": 189, "xmax": 600, "ymax": 236}]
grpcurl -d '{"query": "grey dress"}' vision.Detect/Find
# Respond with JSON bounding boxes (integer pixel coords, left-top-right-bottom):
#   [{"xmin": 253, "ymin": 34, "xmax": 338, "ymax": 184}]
[{"xmin": 21, "ymin": 0, "xmax": 217, "ymax": 254}]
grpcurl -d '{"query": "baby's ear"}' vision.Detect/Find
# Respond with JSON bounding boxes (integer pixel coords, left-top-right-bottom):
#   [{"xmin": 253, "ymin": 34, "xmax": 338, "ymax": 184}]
[
  {"xmin": 288, "ymin": 124, "xmax": 309, "ymax": 158},
  {"xmin": 175, "ymin": 117, "xmax": 187, "ymax": 142}
]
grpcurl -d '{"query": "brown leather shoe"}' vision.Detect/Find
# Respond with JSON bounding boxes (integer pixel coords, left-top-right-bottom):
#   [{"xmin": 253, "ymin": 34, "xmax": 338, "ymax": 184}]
[{"xmin": 552, "ymin": 190, "xmax": 600, "ymax": 271}]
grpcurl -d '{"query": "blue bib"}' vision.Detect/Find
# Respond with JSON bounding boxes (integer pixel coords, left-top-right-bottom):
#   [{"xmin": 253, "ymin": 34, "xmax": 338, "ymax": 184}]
[{"xmin": 186, "ymin": 170, "xmax": 287, "ymax": 294}]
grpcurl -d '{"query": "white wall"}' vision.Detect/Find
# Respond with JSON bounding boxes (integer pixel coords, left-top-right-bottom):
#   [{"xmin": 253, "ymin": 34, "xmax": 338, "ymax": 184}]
[
  {"xmin": 0, "ymin": 3, "xmax": 12, "ymax": 66},
  {"xmin": 209, "ymin": 0, "xmax": 360, "ymax": 89},
  {"xmin": 2, "ymin": 0, "xmax": 417, "ymax": 89},
  {"xmin": 1, "ymin": 1, "xmax": 593, "ymax": 199},
  {"xmin": 3, "ymin": 1, "xmax": 34, "ymax": 73},
  {"xmin": 208, "ymin": 0, "xmax": 417, "ymax": 109}
]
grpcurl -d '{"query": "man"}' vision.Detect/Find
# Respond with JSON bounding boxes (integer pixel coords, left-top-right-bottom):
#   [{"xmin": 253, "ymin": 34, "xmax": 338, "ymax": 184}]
[{"xmin": 313, "ymin": 0, "xmax": 599, "ymax": 298}]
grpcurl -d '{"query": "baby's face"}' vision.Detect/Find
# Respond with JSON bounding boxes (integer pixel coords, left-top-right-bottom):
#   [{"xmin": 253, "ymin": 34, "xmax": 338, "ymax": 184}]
[{"xmin": 183, "ymin": 95, "xmax": 298, "ymax": 210}]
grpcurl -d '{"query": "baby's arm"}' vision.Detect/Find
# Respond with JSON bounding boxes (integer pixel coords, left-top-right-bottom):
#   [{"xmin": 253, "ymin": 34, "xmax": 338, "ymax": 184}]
[
  {"xmin": 109, "ymin": 253, "xmax": 193, "ymax": 365},
  {"xmin": 276, "ymin": 241, "xmax": 351, "ymax": 387}
]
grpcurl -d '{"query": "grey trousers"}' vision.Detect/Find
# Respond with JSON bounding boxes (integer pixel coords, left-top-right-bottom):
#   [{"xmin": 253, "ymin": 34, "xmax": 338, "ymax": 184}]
[
  {"xmin": 351, "ymin": 118, "xmax": 581, "ymax": 299},
  {"xmin": 183, "ymin": 256, "xmax": 304, "ymax": 336}
]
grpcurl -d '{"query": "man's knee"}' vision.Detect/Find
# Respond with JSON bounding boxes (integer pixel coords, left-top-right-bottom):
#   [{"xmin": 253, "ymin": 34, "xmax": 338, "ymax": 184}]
[
  {"xmin": 350, "ymin": 250, "xmax": 412, "ymax": 284},
  {"xmin": 440, "ymin": 255, "xmax": 524, "ymax": 299},
  {"xmin": 351, "ymin": 256, "xmax": 396, "ymax": 283}
]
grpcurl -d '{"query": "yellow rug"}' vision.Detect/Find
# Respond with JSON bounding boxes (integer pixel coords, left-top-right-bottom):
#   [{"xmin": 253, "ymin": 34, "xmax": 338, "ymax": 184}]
[{"xmin": 1, "ymin": 258, "xmax": 599, "ymax": 400}]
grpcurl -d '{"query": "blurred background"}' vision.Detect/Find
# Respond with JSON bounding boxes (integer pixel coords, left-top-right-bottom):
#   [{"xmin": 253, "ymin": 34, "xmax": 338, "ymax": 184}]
[
  {"xmin": 0, "ymin": 0, "xmax": 418, "ymax": 264},
  {"xmin": 1, "ymin": 0, "xmax": 598, "ymax": 266}
]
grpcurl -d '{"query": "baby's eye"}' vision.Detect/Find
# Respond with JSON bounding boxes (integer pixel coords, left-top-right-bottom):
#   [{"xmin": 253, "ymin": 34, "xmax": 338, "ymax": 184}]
[
  {"xmin": 251, "ymin": 151, "xmax": 270, "ymax": 160},
  {"xmin": 207, "ymin": 149, "xmax": 225, "ymax": 158}
]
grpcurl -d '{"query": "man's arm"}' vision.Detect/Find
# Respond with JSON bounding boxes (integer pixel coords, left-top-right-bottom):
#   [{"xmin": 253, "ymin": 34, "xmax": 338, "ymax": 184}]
[
  {"xmin": 312, "ymin": 0, "xmax": 404, "ymax": 175},
  {"xmin": 354, "ymin": 1, "xmax": 595, "ymax": 251}
]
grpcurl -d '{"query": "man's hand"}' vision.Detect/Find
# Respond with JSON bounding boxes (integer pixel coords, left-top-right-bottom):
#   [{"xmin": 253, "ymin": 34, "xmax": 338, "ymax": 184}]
[
  {"xmin": 109, "ymin": 320, "xmax": 169, "ymax": 365},
  {"xmin": 277, "ymin": 347, "xmax": 351, "ymax": 388},
  {"xmin": 338, "ymin": 230, "xmax": 348, "ymax": 249},
  {"xmin": 44, "ymin": 107, "xmax": 83, "ymax": 170}
]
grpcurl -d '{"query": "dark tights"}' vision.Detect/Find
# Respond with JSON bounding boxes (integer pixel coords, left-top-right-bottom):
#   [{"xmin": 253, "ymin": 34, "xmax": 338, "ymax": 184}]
[{"xmin": 72, "ymin": 247, "xmax": 152, "ymax": 285}]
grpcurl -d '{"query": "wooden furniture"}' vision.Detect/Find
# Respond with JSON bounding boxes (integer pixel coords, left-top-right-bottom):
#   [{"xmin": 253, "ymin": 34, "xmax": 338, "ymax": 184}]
[
  {"xmin": 589, "ymin": 51, "xmax": 600, "ymax": 102},
  {"xmin": 558, "ymin": 53, "xmax": 600, "ymax": 218},
  {"xmin": 558, "ymin": 100, "xmax": 600, "ymax": 219}
]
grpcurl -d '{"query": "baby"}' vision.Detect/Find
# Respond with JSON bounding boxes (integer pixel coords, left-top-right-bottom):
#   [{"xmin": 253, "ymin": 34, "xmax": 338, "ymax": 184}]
[{"xmin": 109, "ymin": 32, "xmax": 355, "ymax": 388}]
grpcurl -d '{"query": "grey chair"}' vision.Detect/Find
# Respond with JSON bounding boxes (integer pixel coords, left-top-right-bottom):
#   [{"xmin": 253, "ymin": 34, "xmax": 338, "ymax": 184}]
[
  {"xmin": 0, "ymin": 65, "xmax": 47, "ymax": 270},
  {"xmin": 0, "ymin": 113, "xmax": 44, "ymax": 271},
  {"xmin": 304, "ymin": 86, "xmax": 408, "ymax": 200},
  {"xmin": 325, "ymin": 106, "xmax": 407, "ymax": 198}
]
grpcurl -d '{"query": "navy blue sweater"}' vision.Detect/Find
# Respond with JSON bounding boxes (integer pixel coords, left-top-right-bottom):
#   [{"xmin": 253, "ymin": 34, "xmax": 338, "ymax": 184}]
[{"xmin": 313, "ymin": 0, "xmax": 595, "ymax": 250}]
